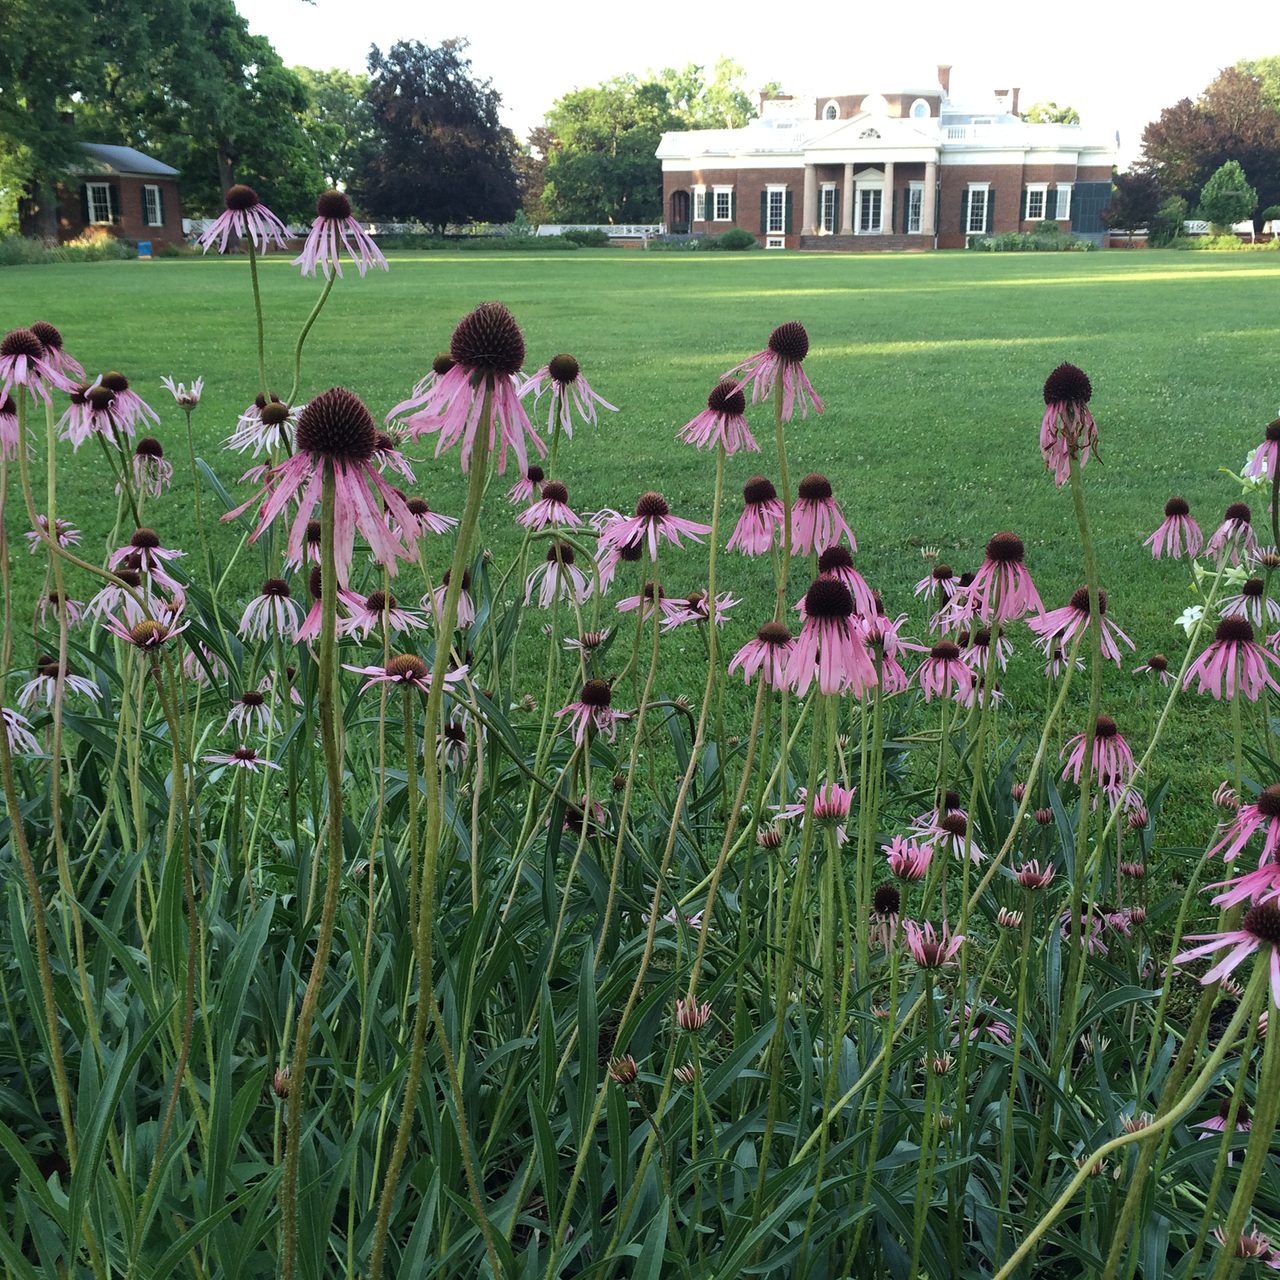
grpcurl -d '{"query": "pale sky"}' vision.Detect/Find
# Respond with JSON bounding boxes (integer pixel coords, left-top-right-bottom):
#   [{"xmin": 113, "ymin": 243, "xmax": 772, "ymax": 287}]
[{"xmin": 240, "ymin": 0, "xmax": 1280, "ymax": 166}]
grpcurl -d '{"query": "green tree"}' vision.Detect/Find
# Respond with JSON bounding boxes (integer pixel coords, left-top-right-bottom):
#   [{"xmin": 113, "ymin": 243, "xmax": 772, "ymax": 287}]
[
  {"xmin": 1197, "ymin": 158, "xmax": 1257, "ymax": 230},
  {"xmin": 653, "ymin": 57, "xmax": 756, "ymax": 129},
  {"xmin": 293, "ymin": 66, "xmax": 376, "ymax": 193},
  {"xmin": 1101, "ymin": 169, "xmax": 1162, "ymax": 237},
  {"xmin": 1020, "ymin": 101, "xmax": 1081, "ymax": 124},
  {"xmin": 542, "ymin": 76, "xmax": 680, "ymax": 222}
]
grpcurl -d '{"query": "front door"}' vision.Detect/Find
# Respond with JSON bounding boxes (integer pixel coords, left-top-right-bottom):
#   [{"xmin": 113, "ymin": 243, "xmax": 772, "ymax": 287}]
[{"xmin": 858, "ymin": 188, "xmax": 882, "ymax": 233}]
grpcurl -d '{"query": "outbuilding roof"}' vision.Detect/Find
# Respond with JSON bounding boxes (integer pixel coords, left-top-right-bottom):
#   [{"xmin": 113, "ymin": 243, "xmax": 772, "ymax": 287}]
[{"xmin": 76, "ymin": 143, "xmax": 179, "ymax": 178}]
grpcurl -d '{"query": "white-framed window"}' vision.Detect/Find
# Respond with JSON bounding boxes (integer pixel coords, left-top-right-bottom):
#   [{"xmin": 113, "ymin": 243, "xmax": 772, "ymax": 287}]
[
  {"xmin": 823, "ymin": 100, "xmax": 839, "ymax": 120},
  {"xmin": 693, "ymin": 186, "xmax": 706, "ymax": 222},
  {"xmin": 1025, "ymin": 184, "xmax": 1047, "ymax": 221},
  {"xmin": 967, "ymin": 184, "xmax": 989, "ymax": 234},
  {"xmin": 907, "ymin": 183, "xmax": 924, "ymax": 233},
  {"xmin": 820, "ymin": 184, "xmax": 837, "ymax": 233},
  {"xmin": 910, "ymin": 98, "xmax": 931, "ymax": 119},
  {"xmin": 765, "ymin": 185, "xmax": 786, "ymax": 233},
  {"xmin": 1055, "ymin": 183, "xmax": 1073, "ymax": 221},
  {"xmin": 86, "ymin": 182, "xmax": 113, "ymax": 225},
  {"xmin": 713, "ymin": 186, "xmax": 733, "ymax": 222},
  {"xmin": 142, "ymin": 184, "xmax": 163, "ymax": 226},
  {"xmin": 858, "ymin": 187, "xmax": 882, "ymax": 233},
  {"xmin": 766, "ymin": 236, "xmax": 785, "ymax": 249}
]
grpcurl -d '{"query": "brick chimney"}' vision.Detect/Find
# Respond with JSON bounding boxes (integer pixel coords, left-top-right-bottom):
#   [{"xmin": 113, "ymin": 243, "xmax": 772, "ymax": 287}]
[
  {"xmin": 937, "ymin": 64, "xmax": 951, "ymax": 97},
  {"xmin": 995, "ymin": 88, "xmax": 1009, "ymax": 112},
  {"xmin": 1011, "ymin": 87, "xmax": 1020, "ymax": 116}
]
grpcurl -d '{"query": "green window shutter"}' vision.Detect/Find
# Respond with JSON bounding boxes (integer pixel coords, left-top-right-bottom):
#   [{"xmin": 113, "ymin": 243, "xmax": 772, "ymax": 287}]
[
  {"xmin": 1020, "ymin": 188, "xmax": 1027, "ymax": 221},
  {"xmin": 157, "ymin": 187, "xmax": 166, "ymax": 226},
  {"xmin": 760, "ymin": 191, "xmax": 767, "ymax": 233},
  {"xmin": 730, "ymin": 189, "xmax": 736, "ymax": 222},
  {"xmin": 784, "ymin": 190, "xmax": 793, "ymax": 234},
  {"xmin": 961, "ymin": 189, "xmax": 969, "ymax": 233},
  {"xmin": 1045, "ymin": 188, "xmax": 1057, "ymax": 220},
  {"xmin": 79, "ymin": 184, "xmax": 90, "ymax": 226},
  {"xmin": 986, "ymin": 188, "xmax": 993, "ymax": 233},
  {"xmin": 890, "ymin": 189, "xmax": 896, "ymax": 233},
  {"xmin": 108, "ymin": 184, "xmax": 121, "ymax": 223},
  {"xmin": 833, "ymin": 188, "xmax": 840, "ymax": 233}
]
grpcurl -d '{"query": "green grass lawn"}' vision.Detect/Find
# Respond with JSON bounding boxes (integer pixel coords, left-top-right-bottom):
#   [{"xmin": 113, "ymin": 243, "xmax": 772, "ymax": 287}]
[{"xmin": 3, "ymin": 245, "xmax": 1278, "ymax": 842}]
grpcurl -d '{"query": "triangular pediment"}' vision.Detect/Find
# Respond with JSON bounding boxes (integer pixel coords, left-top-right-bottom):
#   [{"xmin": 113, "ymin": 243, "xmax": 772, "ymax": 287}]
[{"xmin": 805, "ymin": 111, "xmax": 939, "ymax": 151}]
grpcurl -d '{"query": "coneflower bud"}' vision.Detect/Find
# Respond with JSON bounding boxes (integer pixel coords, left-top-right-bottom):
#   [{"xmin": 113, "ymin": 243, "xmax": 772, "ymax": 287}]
[
  {"xmin": 674, "ymin": 995, "xmax": 712, "ymax": 1032},
  {"xmin": 273, "ymin": 1065, "xmax": 290, "ymax": 1098},
  {"xmin": 757, "ymin": 825, "xmax": 782, "ymax": 848},
  {"xmin": 608, "ymin": 1055, "xmax": 638, "ymax": 1085},
  {"xmin": 674, "ymin": 1062, "xmax": 698, "ymax": 1085},
  {"xmin": 931, "ymin": 1053, "xmax": 954, "ymax": 1075},
  {"xmin": 997, "ymin": 907, "xmax": 1023, "ymax": 929}
]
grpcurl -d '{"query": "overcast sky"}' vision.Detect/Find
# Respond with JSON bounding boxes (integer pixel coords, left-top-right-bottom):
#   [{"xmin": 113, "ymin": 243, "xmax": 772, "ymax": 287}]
[{"xmin": 238, "ymin": 0, "xmax": 1279, "ymax": 166}]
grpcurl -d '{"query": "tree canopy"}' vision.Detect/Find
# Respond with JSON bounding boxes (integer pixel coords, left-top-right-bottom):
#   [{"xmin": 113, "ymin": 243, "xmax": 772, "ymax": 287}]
[
  {"xmin": 652, "ymin": 58, "xmax": 755, "ymax": 129},
  {"xmin": 357, "ymin": 38, "xmax": 520, "ymax": 231},
  {"xmin": 1198, "ymin": 158, "xmax": 1257, "ymax": 229},
  {"xmin": 1101, "ymin": 170, "xmax": 1162, "ymax": 234},
  {"xmin": 1020, "ymin": 102, "xmax": 1080, "ymax": 124},
  {"xmin": 293, "ymin": 67, "xmax": 376, "ymax": 195}
]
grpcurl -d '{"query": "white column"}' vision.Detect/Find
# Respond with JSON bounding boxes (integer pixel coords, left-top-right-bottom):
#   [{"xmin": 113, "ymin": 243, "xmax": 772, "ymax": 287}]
[
  {"xmin": 922, "ymin": 159, "xmax": 938, "ymax": 236},
  {"xmin": 841, "ymin": 163, "xmax": 854, "ymax": 234},
  {"xmin": 881, "ymin": 160, "xmax": 895, "ymax": 234},
  {"xmin": 802, "ymin": 165, "xmax": 817, "ymax": 237}
]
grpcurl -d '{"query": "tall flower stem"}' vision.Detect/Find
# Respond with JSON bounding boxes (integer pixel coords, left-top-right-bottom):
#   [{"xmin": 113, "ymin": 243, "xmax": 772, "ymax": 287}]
[
  {"xmin": 289, "ymin": 274, "xmax": 336, "ymax": 406},
  {"xmin": 996, "ymin": 896, "xmax": 1035, "ymax": 1266},
  {"xmin": 909, "ymin": 983, "xmax": 939, "ymax": 1276},
  {"xmin": 370, "ymin": 384, "xmax": 497, "ymax": 1280},
  {"xmin": 247, "ymin": 241, "xmax": 269, "ymax": 399},
  {"xmin": 772, "ymin": 376, "xmax": 791, "ymax": 620},
  {"xmin": 402, "ymin": 685, "xmax": 421, "ymax": 952},
  {"xmin": 280, "ymin": 462, "xmax": 343, "ymax": 1280}
]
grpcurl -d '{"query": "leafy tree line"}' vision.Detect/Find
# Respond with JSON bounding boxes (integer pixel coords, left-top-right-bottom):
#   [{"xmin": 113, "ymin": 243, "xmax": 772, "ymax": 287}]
[{"xmin": 1106, "ymin": 59, "xmax": 1280, "ymax": 243}]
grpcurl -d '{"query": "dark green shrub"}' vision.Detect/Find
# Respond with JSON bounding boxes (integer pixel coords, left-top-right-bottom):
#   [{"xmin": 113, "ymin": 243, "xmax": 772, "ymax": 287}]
[
  {"xmin": 563, "ymin": 228, "xmax": 611, "ymax": 247},
  {"xmin": 717, "ymin": 227, "xmax": 759, "ymax": 251}
]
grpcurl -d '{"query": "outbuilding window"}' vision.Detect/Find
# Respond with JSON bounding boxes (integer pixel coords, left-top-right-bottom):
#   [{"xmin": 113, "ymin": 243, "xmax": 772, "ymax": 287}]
[
  {"xmin": 87, "ymin": 183, "xmax": 114, "ymax": 225},
  {"xmin": 142, "ymin": 184, "xmax": 166, "ymax": 227}
]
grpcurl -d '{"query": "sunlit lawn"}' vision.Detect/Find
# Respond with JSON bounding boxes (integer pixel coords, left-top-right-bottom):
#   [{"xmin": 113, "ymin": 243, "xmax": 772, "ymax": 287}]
[{"xmin": 3, "ymin": 245, "xmax": 1279, "ymax": 844}]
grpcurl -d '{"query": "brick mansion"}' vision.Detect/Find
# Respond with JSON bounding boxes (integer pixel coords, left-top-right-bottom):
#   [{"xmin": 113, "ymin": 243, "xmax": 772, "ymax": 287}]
[{"xmin": 656, "ymin": 65, "xmax": 1116, "ymax": 250}]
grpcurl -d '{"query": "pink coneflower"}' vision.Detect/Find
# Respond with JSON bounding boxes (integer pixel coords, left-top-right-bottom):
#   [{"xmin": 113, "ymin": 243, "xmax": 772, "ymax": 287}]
[
  {"xmin": 223, "ymin": 689, "xmax": 278, "ymax": 738},
  {"xmin": 778, "ymin": 782, "xmax": 856, "ymax": 828},
  {"xmin": 17, "ymin": 659, "xmax": 98, "ymax": 710},
  {"xmin": 372, "ymin": 430, "xmax": 415, "ymax": 482},
  {"xmin": 1176, "ymin": 901, "xmax": 1280, "ymax": 1006},
  {"xmin": 1215, "ymin": 781, "xmax": 1242, "ymax": 811},
  {"xmin": 729, "ymin": 621, "xmax": 796, "ymax": 687},
  {"xmin": 1221, "ymin": 577, "xmax": 1280, "ymax": 627},
  {"xmin": 126, "ymin": 438, "xmax": 173, "ymax": 498},
  {"xmin": 29, "ymin": 320, "xmax": 83, "ymax": 381},
  {"xmin": 1016, "ymin": 859, "xmax": 1055, "ymax": 891},
  {"xmin": 437, "ymin": 717, "xmax": 471, "ymax": 772},
  {"xmin": 1207, "ymin": 502, "xmax": 1258, "ymax": 564},
  {"xmin": 598, "ymin": 491, "xmax": 711, "ymax": 561},
  {"xmin": 617, "ymin": 580, "xmax": 675, "ymax": 622},
  {"xmin": 346, "ymin": 589, "xmax": 426, "ymax": 639},
  {"xmin": 563, "ymin": 628, "xmax": 611, "ymax": 659},
  {"xmin": 1144, "ymin": 496, "xmax": 1203, "ymax": 560},
  {"xmin": 4, "ymin": 706, "xmax": 39, "ymax": 754},
  {"xmin": 727, "ymin": 476, "xmax": 784, "ymax": 556},
  {"xmin": 595, "ymin": 535, "xmax": 645, "ymax": 594},
  {"xmin": 1061, "ymin": 907, "xmax": 1111, "ymax": 955},
  {"xmin": 915, "ymin": 562, "xmax": 958, "ymax": 601},
  {"xmin": 521, "ymin": 352, "xmax": 617, "ymax": 439},
  {"xmin": 403, "ymin": 302, "xmax": 543, "ymax": 474},
  {"xmin": 507, "ymin": 464, "xmax": 545, "ymax": 504},
  {"xmin": 916, "ymin": 638, "xmax": 974, "ymax": 703},
  {"xmin": 929, "ymin": 811, "xmax": 985, "ymax": 864},
  {"xmin": 160, "ymin": 375, "xmax": 203, "ymax": 409},
  {"xmin": 1184, "ymin": 615, "xmax": 1280, "ymax": 701},
  {"xmin": 239, "ymin": 578, "xmax": 301, "ymax": 641},
  {"xmin": 903, "ymin": 920, "xmax": 964, "ymax": 970},
  {"xmin": 0, "ymin": 327, "xmax": 69, "ymax": 404},
  {"xmin": 95, "ymin": 372, "xmax": 159, "ymax": 436},
  {"xmin": 517, "ymin": 479, "xmax": 582, "ymax": 530},
  {"xmin": 526, "ymin": 542, "xmax": 593, "ymax": 607},
  {"xmin": 386, "ymin": 354, "xmax": 457, "ymax": 424},
  {"xmin": 883, "ymin": 834, "xmax": 933, "ymax": 881},
  {"xmin": 1061, "ymin": 715, "xmax": 1137, "ymax": 793},
  {"xmin": 345, "ymin": 652, "xmax": 468, "ymax": 695},
  {"xmin": 1195, "ymin": 1097, "xmax": 1252, "ymax": 1164},
  {"xmin": 723, "ymin": 320, "xmax": 823, "ymax": 420},
  {"xmin": 661, "ymin": 589, "xmax": 738, "ymax": 631},
  {"xmin": 58, "ymin": 382, "xmax": 117, "ymax": 450},
  {"xmin": 1245, "ymin": 417, "xmax": 1280, "ymax": 481},
  {"xmin": 810, "ymin": 544, "xmax": 876, "ymax": 617},
  {"xmin": 108, "ymin": 527, "xmax": 186, "ymax": 588},
  {"xmin": 1211, "ymin": 783, "xmax": 1280, "ymax": 863},
  {"xmin": 1044, "ymin": 638, "xmax": 1084, "ymax": 680},
  {"xmin": 86, "ymin": 569, "xmax": 146, "ymax": 624},
  {"xmin": 197, "ymin": 184, "xmax": 291, "ymax": 254},
  {"xmin": 184, "ymin": 642, "xmax": 229, "ymax": 687},
  {"xmin": 428, "ymin": 568, "xmax": 476, "ymax": 628},
  {"xmin": 964, "ymin": 626, "xmax": 1012, "ymax": 673},
  {"xmin": 969, "ymin": 532, "xmax": 1043, "ymax": 624},
  {"xmin": 1040, "ymin": 362, "xmax": 1097, "ymax": 487},
  {"xmin": 932, "ymin": 574, "xmax": 979, "ymax": 634},
  {"xmin": 790, "ymin": 474, "xmax": 853, "ymax": 556},
  {"xmin": 556, "ymin": 678, "xmax": 627, "ymax": 744},
  {"xmin": 25, "ymin": 516, "xmax": 80, "ymax": 553},
  {"xmin": 226, "ymin": 396, "xmax": 295, "ymax": 456},
  {"xmin": 862, "ymin": 611, "xmax": 920, "ymax": 693},
  {"xmin": 293, "ymin": 189, "xmax": 388, "ymax": 278},
  {"xmin": 101, "ymin": 615, "xmax": 189, "ymax": 650},
  {"xmin": 1214, "ymin": 1225, "xmax": 1272, "ymax": 1261},
  {"xmin": 397, "ymin": 495, "xmax": 457, "ymax": 540},
  {"xmin": 34, "ymin": 592, "xmax": 84, "ymax": 628},
  {"xmin": 951, "ymin": 1003, "xmax": 1013, "ymax": 1046},
  {"xmin": 872, "ymin": 883, "xmax": 901, "ymax": 949},
  {"xmin": 205, "ymin": 746, "xmax": 282, "ymax": 773},
  {"xmin": 229, "ymin": 387, "xmax": 414, "ymax": 585},
  {"xmin": 295, "ymin": 567, "xmax": 348, "ymax": 644},
  {"xmin": 1028, "ymin": 585, "xmax": 1135, "ymax": 668},
  {"xmin": 1133, "ymin": 654, "xmax": 1170, "ymax": 684},
  {"xmin": 0, "ymin": 394, "xmax": 20, "ymax": 458},
  {"xmin": 787, "ymin": 575, "xmax": 878, "ymax": 697},
  {"xmin": 678, "ymin": 379, "xmax": 758, "ymax": 454}
]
